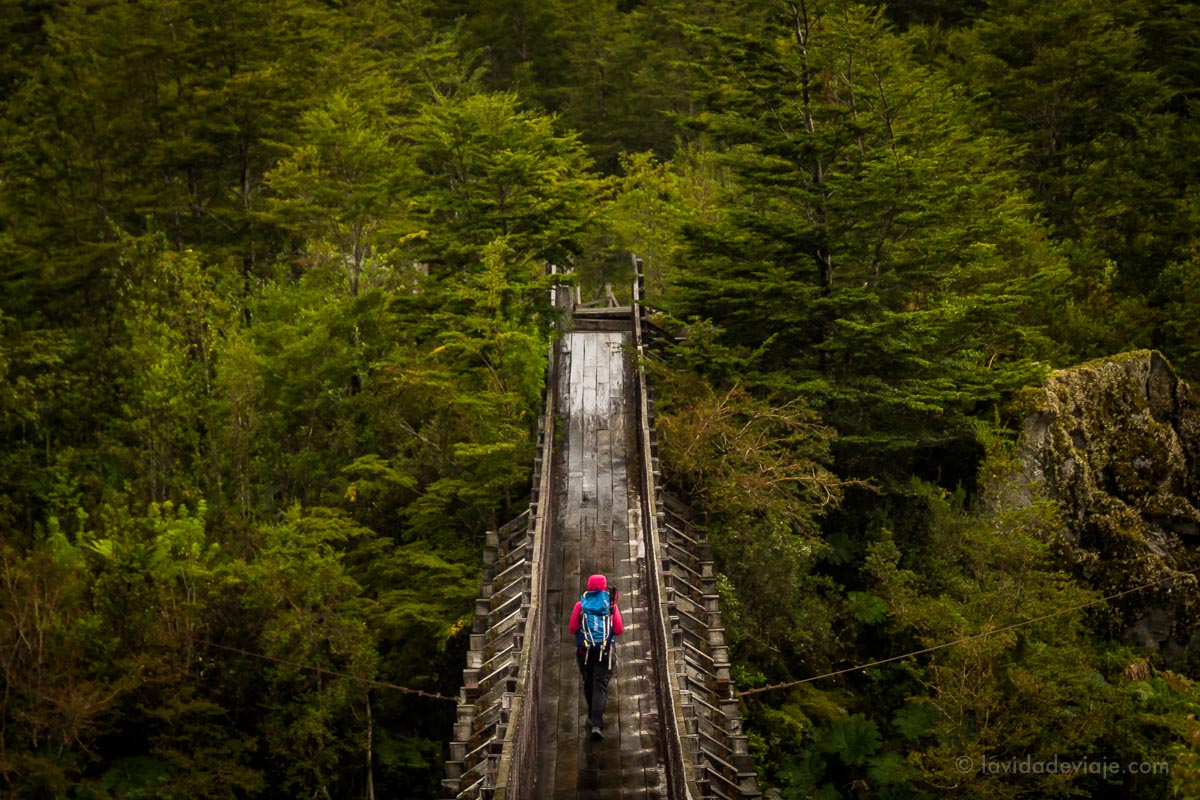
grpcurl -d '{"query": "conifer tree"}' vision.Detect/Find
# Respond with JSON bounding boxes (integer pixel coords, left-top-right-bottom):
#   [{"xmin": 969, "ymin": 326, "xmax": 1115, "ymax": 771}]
[{"xmin": 668, "ymin": 0, "xmax": 1060, "ymax": 476}]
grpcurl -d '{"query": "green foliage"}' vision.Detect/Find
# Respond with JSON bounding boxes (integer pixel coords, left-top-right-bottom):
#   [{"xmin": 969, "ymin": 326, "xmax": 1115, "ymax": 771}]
[
  {"xmin": 0, "ymin": 3, "xmax": 581, "ymax": 794},
  {"xmin": 652, "ymin": 335, "xmax": 853, "ymax": 670},
  {"xmin": 666, "ymin": 0, "xmax": 1061, "ymax": 480},
  {"xmin": 857, "ymin": 466, "xmax": 1185, "ymax": 798},
  {"xmin": 818, "ymin": 714, "xmax": 883, "ymax": 767},
  {"xmin": 3, "ymin": 1, "xmax": 1200, "ymax": 798},
  {"xmin": 263, "ymin": 91, "xmax": 426, "ymax": 297},
  {"xmin": 408, "ymin": 91, "xmax": 603, "ymax": 273},
  {"xmin": 891, "ymin": 701, "xmax": 938, "ymax": 742},
  {"xmin": 1156, "ymin": 250, "xmax": 1200, "ymax": 379},
  {"xmin": 251, "ymin": 507, "xmax": 377, "ymax": 797},
  {"xmin": 0, "ymin": 539, "xmax": 115, "ymax": 792},
  {"xmin": 455, "ymin": 0, "xmax": 698, "ymax": 169},
  {"xmin": 585, "ymin": 146, "xmax": 727, "ymax": 297},
  {"xmin": 846, "ymin": 591, "xmax": 888, "ymax": 625},
  {"xmin": 947, "ymin": 1, "xmax": 1188, "ymax": 263},
  {"xmin": 944, "ymin": 0, "xmax": 1200, "ymax": 362}
]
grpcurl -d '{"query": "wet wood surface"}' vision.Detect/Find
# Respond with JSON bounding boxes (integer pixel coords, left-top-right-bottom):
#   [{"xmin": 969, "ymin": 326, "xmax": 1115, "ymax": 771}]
[{"xmin": 536, "ymin": 331, "xmax": 665, "ymax": 799}]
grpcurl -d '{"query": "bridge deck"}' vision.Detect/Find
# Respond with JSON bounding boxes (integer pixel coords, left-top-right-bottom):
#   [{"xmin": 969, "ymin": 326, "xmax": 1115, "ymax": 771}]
[{"xmin": 537, "ymin": 331, "xmax": 665, "ymax": 799}]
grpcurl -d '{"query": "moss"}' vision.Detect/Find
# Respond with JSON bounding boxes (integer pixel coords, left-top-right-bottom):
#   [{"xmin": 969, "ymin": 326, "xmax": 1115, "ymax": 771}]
[{"xmin": 1011, "ymin": 350, "xmax": 1200, "ymax": 661}]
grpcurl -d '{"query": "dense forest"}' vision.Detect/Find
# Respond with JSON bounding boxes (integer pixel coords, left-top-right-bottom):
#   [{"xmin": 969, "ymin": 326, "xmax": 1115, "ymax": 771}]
[{"xmin": 4, "ymin": 0, "xmax": 1200, "ymax": 797}]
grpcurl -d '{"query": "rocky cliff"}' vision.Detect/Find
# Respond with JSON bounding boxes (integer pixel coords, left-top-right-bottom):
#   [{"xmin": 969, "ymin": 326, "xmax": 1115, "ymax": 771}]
[{"xmin": 1015, "ymin": 350, "xmax": 1200, "ymax": 662}]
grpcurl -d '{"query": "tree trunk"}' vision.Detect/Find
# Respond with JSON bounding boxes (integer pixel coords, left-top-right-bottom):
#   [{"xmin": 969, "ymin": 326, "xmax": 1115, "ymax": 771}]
[{"xmin": 365, "ymin": 692, "xmax": 376, "ymax": 800}]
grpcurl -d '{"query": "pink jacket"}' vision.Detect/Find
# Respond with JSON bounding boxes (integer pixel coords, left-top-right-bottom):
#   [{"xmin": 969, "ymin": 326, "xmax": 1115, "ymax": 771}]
[{"xmin": 569, "ymin": 574, "xmax": 624, "ymax": 636}]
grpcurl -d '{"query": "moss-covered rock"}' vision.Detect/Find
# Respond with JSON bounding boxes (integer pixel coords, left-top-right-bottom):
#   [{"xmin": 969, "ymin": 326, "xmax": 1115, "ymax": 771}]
[{"xmin": 1014, "ymin": 350, "xmax": 1200, "ymax": 662}]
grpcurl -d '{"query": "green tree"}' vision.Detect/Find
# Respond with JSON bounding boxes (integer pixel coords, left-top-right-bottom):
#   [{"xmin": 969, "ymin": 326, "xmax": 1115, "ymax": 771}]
[
  {"xmin": 535, "ymin": 0, "xmax": 685, "ymax": 169},
  {"xmin": 590, "ymin": 147, "xmax": 726, "ymax": 296},
  {"xmin": 857, "ymin": 448, "xmax": 1195, "ymax": 799},
  {"xmin": 453, "ymin": 0, "xmax": 557, "ymax": 92},
  {"xmin": 371, "ymin": 238, "xmax": 551, "ymax": 544},
  {"xmin": 946, "ymin": 0, "xmax": 1200, "ymax": 342},
  {"xmin": 652, "ymin": 328, "xmax": 851, "ymax": 674},
  {"xmin": 669, "ymin": 0, "xmax": 1060, "ymax": 478},
  {"xmin": 0, "ymin": 3, "xmax": 586, "ymax": 798},
  {"xmin": 0, "ymin": 537, "xmax": 121, "ymax": 794},
  {"xmin": 264, "ymin": 91, "xmax": 426, "ymax": 298},
  {"xmin": 251, "ymin": 506, "xmax": 380, "ymax": 799},
  {"xmin": 864, "ymin": 493, "xmax": 1105, "ymax": 797},
  {"xmin": 1156, "ymin": 248, "xmax": 1200, "ymax": 379},
  {"xmin": 407, "ymin": 91, "xmax": 602, "ymax": 273}
]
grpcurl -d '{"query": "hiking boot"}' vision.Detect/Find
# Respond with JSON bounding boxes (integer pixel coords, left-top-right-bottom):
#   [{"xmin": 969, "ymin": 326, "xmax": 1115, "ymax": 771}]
[{"xmin": 590, "ymin": 726, "xmax": 603, "ymax": 741}]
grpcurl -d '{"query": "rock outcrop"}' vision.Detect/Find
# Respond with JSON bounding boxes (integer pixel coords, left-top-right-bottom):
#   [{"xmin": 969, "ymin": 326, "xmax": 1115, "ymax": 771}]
[{"xmin": 1014, "ymin": 350, "xmax": 1200, "ymax": 662}]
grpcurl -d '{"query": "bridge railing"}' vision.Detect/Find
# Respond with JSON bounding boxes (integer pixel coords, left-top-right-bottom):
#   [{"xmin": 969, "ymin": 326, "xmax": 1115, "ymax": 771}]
[
  {"xmin": 488, "ymin": 265, "xmax": 570, "ymax": 799},
  {"xmin": 444, "ymin": 268, "xmax": 568, "ymax": 800},
  {"xmin": 633, "ymin": 257, "xmax": 761, "ymax": 800},
  {"xmin": 632, "ymin": 259, "xmax": 704, "ymax": 800}
]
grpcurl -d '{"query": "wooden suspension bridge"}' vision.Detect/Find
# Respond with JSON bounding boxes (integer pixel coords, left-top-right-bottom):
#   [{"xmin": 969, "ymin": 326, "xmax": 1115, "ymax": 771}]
[{"xmin": 442, "ymin": 262, "xmax": 761, "ymax": 800}]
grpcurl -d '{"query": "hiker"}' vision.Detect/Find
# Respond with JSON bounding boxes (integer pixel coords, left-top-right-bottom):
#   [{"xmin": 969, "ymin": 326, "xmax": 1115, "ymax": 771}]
[{"xmin": 569, "ymin": 573, "xmax": 623, "ymax": 740}]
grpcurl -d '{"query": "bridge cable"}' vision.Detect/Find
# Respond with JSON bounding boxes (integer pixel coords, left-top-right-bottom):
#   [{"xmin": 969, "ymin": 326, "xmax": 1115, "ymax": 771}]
[
  {"xmin": 197, "ymin": 568, "xmax": 1197, "ymax": 703},
  {"xmin": 740, "ymin": 565, "xmax": 1200, "ymax": 697},
  {"xmin": 197, "ymin": 638, "xmax": 459, "ymax": 702}
]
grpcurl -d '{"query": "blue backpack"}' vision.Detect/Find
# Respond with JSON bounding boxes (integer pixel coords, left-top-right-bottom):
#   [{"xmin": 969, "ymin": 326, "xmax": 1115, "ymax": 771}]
[{"xmin": 578, "ymin": 590, "xmax": 613, "ymax": 655}]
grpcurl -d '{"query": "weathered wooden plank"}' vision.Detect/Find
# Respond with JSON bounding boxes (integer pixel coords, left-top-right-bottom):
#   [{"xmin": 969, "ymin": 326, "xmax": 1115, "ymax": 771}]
[{"xmin": 547, "ymin": 335, "xmax": 579, "ymax": 795}]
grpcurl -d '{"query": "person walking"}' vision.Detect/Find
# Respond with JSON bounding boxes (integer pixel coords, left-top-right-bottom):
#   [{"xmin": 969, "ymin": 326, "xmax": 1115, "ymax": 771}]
[{"xmin": 569, "ymin": 574, "xmax": 623, "ymax": 740}]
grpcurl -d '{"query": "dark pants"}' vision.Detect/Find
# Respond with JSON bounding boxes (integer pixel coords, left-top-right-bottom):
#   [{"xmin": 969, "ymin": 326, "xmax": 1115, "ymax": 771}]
[{"xmin": 577, "ymin": 646, "xmax": 615, "ymax": 729}]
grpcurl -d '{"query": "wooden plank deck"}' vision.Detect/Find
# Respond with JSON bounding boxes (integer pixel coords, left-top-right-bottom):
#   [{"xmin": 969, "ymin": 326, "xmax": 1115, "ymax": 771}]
[{"xmin": 537, "ymin": 331, "xmax": 665, "ymax": 800}]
